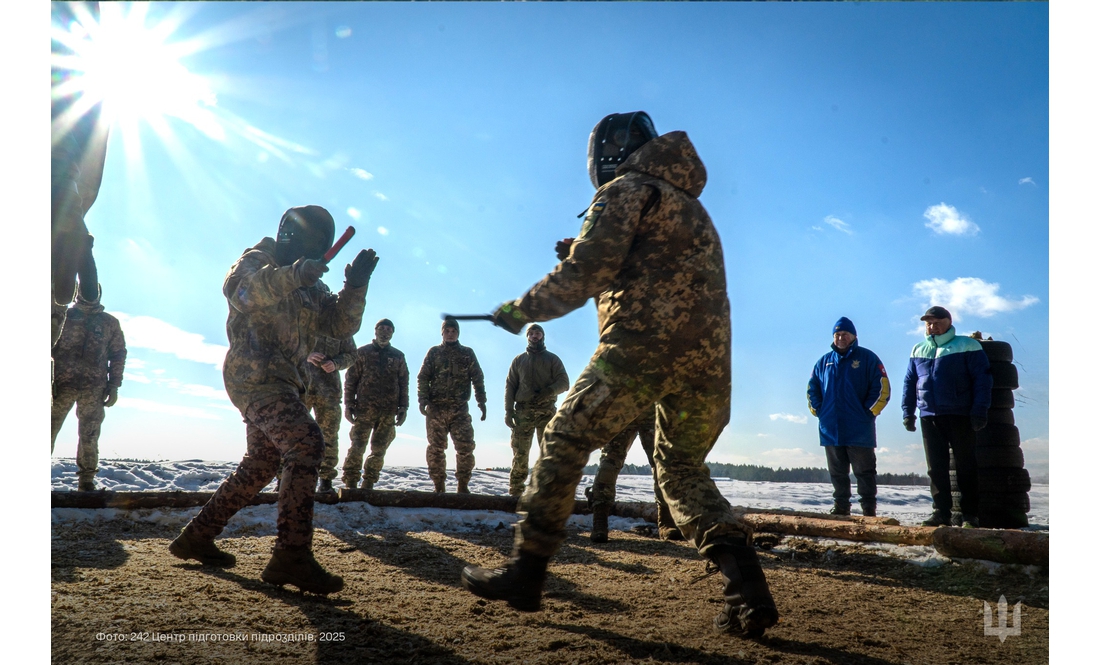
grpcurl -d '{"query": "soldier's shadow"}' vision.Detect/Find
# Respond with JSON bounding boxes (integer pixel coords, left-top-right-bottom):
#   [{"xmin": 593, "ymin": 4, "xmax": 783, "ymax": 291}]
[{"xmin": 543, "ymin": 622, "xmax": 755, "ymax": 665}]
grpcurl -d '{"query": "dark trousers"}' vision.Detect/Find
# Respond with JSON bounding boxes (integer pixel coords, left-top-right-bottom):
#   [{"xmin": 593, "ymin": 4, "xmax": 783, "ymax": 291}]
[
  {"xmin": 920, "ymin": 414, "xmax": 979, "ymax": 516},
  {"xmin": 824, "ymin": 445, "xmax": 877, "ymax": 507}
]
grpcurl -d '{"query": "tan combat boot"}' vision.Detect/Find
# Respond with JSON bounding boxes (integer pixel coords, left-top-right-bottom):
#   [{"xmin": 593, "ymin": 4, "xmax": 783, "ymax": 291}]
[
  {"xmin": 457, "ymin": 479, "xmax": 471, "ymax": 494},
  {"xmin": 261, "ymin": 547, "xmax": 344, "ymax": 594},
  {"xmin": 169, "ymin": 527, "xmax": 236, "ymax": 567}
]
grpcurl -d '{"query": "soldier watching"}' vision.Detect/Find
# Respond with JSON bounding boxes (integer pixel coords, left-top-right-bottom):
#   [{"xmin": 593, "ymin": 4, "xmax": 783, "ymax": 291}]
[
  {"xmin": 417, "ymin": 317, "xmax": 487, "ymax": 494},
  {"xmin": 341, "ymin": 319, "xmax": 409, "ymax": 491},
  {"xmin": 303, "ymin": 332, "xmax": 357, "ymax": 493},
  {"xmin": 504, "ymin": 324, "xmax": 569, "ymax": 497},
  {"xmin": 51, "ymin": 282, "xmax": 126, "ymax": 492}
]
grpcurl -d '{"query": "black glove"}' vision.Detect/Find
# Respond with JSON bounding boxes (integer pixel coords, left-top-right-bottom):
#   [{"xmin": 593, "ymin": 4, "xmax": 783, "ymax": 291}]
[
  {"xmin": 345, "ymin": 248, "xmax": 379, "ymax": 288},
  {"xmin": 971, "ymin": 415, "xmax": 988, "ymax": 432},
  {"xmin": 396, "ymin": 407, "xmax": 407, "ymax": 427},
  {"xmin": 903, "ymin": 416, "xmax": 916, "ymax": 432},
  {"xmin": 104, "ymin": 386, "xmax": 118, "ymax": 407},
  {"xmin": 555, "ymin": 237, "xmax": 574, "ymax": 261},
  {"xmin": 491, "ymin": 303, "xmax": 527, "ymax": 335},
  {"xmin": 419, "ymin": 403, "xmax": 429, "ymax": 416},
  {"xmin": 478, "ymin": 403, "xmax": 487, "ymax": 421},
  {"xmin": 504, "ymin": 411, "xmax": 515, "ymax": 428},
  {"xmin": 295, "ymin": 258, "xmax": 328, "ymax": 287},
  {"xmin": 345, "ymin": 406, "xmax": 356, "ymax": 423}
]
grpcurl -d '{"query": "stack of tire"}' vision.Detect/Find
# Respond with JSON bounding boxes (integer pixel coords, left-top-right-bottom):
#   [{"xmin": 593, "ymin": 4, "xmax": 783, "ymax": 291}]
[{"xmin": 948, "ymin": 338, "xmax": 1031, "ymax": 528}]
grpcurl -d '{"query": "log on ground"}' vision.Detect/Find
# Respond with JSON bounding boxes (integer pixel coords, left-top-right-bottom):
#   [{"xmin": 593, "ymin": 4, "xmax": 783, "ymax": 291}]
[{"xmin": 932, "ymin": 526, "xmax": 1048, "ymax": 566}]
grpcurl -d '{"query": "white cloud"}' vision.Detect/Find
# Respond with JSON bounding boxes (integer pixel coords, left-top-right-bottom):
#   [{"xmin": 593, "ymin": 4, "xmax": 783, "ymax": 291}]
[
  {"xmin": 127, "ymin": 374, "xmax": 152, "ymax": 384},
  {"xmin": 373, "ymin": 192, "xmax": 388, "ymax": 201},
  {"xmin": 911, "ymin": 277, "xmax": 1040, "ymax": 321},
  {"xmin": 350, "ymin": 168, "xmax": 373, "ymax": 180},
  {"xmin": 346, "ymin": 207, "xmax": 361, "ymax": 220},
  {"xmin": 756, "ymin": 433, "xmax": 772, "ymax": 438},
  {"xmin": 811, "ymin": 226, "xmax": 824, "ymax": 232},
  {"xmin": 769, "ymin": 413, "xmax": 808, "ymax": 425},
  {"xmin": 758, "ymin": 447, "xmax": 820, "ymax": 467},
  {"xmin": 823, "ymin": 215, "xmax": 852, "ymax": 235},
  {"xmin": 115, "ymin": 397, "xmax": 222, "ymax": 421},
  {"xmin": 1018, "ymin": 177, "xmax": 1036, "ymax": 186},
  {"xmin": 396, "ymin": 432, "xmax": 426, "ymax": 443},
  {"xmin": 111, "ymin": 313, "xmax": 229, "ymax": 370},
  {"xmin": 923, "ymin": 203, "xmax": 979, "ymax": 236},
  {"xmin": 377, "ymin": 226, "xmax": 390, "ymax": 236},
  {"xmin": 175, "ymin": 383, "xmax": 231, "ymax": 401},
  {"xmin": 127, "ymin": 358, "xmax": 147, "ymax": 370}
]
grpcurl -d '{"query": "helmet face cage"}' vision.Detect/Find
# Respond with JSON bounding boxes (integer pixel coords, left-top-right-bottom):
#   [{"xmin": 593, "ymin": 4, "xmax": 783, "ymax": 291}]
[
  {"xmin": 275, "ymin": 207, "xmax": 335, "ymax": 265},
  {"xmin": 587, "ymin": 111, "xmax": 657, "ymax": 188}
]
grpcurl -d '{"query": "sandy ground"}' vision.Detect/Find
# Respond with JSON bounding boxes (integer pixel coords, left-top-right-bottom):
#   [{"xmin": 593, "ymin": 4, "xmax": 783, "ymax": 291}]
[{"xmin": 51, "ymin": 519, "xmax": 1047, "ymax": 664}]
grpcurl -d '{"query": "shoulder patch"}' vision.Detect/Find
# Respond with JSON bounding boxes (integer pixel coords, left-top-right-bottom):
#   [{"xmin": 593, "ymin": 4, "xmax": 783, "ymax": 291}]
[{"xmin": 579, "ymin": 201, "xmax": 606, "ymax": 239}]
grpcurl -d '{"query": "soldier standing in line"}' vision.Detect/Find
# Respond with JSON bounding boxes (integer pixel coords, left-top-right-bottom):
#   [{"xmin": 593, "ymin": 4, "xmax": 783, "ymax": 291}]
[
  {"xmin": 417, "ymin": 317, "xmax": 487, "ymax": 494},
  {"xmin": 587, "ymin": 410, "xmax": 684, "ymax": 543},
  {"xmin": 504, "ymin": 324, "xmax": 569, "ymax": 497},
  {"xmin": 168, "ymin": 205, "xmax": 376, "ymax": 595},
  {"xmin": 341, "ymin": 318, "xmax": 409, "ymax": 490},
  {"xmin": 51, "ymin": 282, "xmax": 126, "ymax": 492},
  {"xmin": 462, "ymin": 112, "xmax": 779, "ymax": 638},
  {"xmin": 303, "ymin": 331, "xmax": 357, "ymax": 493}
]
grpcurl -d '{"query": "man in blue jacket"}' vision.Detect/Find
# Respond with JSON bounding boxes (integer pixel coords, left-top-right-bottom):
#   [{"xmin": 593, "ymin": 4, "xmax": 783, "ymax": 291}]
[
  {"xmin": 902, "ymin": 306, "xmax": 993, "ymax": 528},
  {"xmin": 807, "ymin": 317, "xmax": 890, "ymax": 517}
]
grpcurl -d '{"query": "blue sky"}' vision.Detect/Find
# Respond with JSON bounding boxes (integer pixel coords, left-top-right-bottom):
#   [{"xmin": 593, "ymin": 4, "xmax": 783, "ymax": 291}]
[{"xmin": 45, "ymin": 1, "xmax": 1051, "ymax": 476}]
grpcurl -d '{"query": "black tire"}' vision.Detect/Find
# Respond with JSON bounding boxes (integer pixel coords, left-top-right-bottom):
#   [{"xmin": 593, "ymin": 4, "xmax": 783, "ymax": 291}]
[
  {"xmin": 987, "ymin": 408, "xmax": 1015, "ymax": 426},
  {"xmin": 990, "ymin": 389, "xmax": 1015, "ymax": 409},
  {"xmin": 990, "ymin": 362, "xmax": 1019, "ymax": 390},
  {"xmin": 978, "ymin": 468, "xmax": 1031, "ymax": 494},
  {"xmin": 976, "ymin": 423, "xmax": 1021, "ymax": 448},
  {"xmin": 979, "ymin": 491, "xmax": 1031, "ymax": 512},
  {"xmin": 975, "ymin": 445, "xmax": 1025, "ymax": 469},
  {"xmin": 977, "ymin": 505, "xmax": 1029, "ymax": 529},
  {"xmin": 979, "ymin": 340, "xmax": 1013, "ymax": 363}
]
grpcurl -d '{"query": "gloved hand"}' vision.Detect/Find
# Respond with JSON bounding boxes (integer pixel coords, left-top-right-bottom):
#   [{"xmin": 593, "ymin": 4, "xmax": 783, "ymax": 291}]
[
  {"xmin": 971, "ymin": 415, "xmax": 988, "ymax": 431},
  {"xmin": 396, "ymin": 407, "xmax": 407, "ymax": 427},
  {"xmin": 419, "ymin": 403, "xmax": 429, "ymax": 416},
  {"xmin": 505, "ymin": 411, "xmax": 515, "ymax": 428},
  {"xmin": 345, "ymin": 248, "xmax": 379, "ymax": 288},
  {"xmin": 491, "ymin": 302, "xmax": 527, "ymax": 335},
  {"xmin": 478, "ymin": 403, "xmax": 487, "ymax": 421},
  {"xmin": 345, "ymin": 405, "xmax": 356, "ymax": 423},
  {"xmin": 555, "ymin": 237, "xmax": 575, "ymax": 261},
  {"xmin": 104, "ymin": 386, "xmax": 118, "ymax": 407},
  {"xmin": 903, "ymin": 416, "xmax": 916, "ymax": 432},
  {"xmin": 295, "ymin": 257, "xmax": 328, "ymax": 287}
]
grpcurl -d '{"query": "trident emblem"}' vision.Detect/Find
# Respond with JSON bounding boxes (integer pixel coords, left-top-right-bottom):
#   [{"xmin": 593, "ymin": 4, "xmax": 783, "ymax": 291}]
[{"xmin": 983, "ymin": 595, "xmax": 1022, "ymax": 643}]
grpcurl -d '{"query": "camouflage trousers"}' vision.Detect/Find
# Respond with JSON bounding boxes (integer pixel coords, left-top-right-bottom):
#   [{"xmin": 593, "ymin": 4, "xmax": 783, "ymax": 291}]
[
  {"xmin": 51, "ymin": 384, "xmax": 105, "ymax": 481},
  {"xmin": 517, "ymin": 359, "xmax": 748, "ymax": 558},
  {"xmin": 591, "ymin": 410, "xmax": 678, "ymax": 532},
  {"xmin": 508, "ymin": 402, "xmax": 557, "ymax": 496},
  {"xmin": 304, "ymin": 390, "xmax": 341, "ymax": 481},
  {"xmin": 186, "ymin": 394, "xmax": 324, "ymax": 550},
  {"xmin": 425, "ymin": 403, "xmax": 476, "ymax": 486},
  {"xmin": 342, "ymin": 409, "xmax": 397, "ymax": 486}
]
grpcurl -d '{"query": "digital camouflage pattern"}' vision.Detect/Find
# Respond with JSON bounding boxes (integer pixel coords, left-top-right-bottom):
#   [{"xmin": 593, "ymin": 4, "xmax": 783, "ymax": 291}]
[
  {"xmin": 425, "ymin": 403, "xmax": 477, "ymax": 487},
  {"xmin": 505, "ymin": 346, "xmax": 570, "ymax": 496},
  {"xmin": 187, "ymin": 395, "xmax": 325, "ymax": 550},
  {"xmin": 508, "ymin": 402, "xmax": 557, "ymax": 497},
  {"xmin": 303, "ymin": 391, "xmax": 342, "ymax": 482},
  {"xmin": 506, "ymin": 131, "xmax": 750, "ymax": 557},
  {"xmin": 50, "ymin": 299, "xmax": 126, "ymax": 483},
  {"xmin": 301, "ymin": 318, "xmax": 357, "ymax": 482},
  {"xmin": 221, "ymin": 238, "xmax": 367, "ymax": 412},
  {"xmin": 343, "ymin": 341, "xmax": 409, "ymax": 486},
  {"xmin": 417, "ymin": 342, "xmax": 486, "ymax": 410},
  {"xmin": 590, "ymin": 410, "xmax": 678, "ymax": 531}
]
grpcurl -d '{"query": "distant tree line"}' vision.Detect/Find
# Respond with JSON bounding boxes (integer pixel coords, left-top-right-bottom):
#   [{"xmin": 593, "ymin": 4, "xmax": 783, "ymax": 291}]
[{"xmin": 494, "ymin": 463, "xmax": 929, "ymax": 486}]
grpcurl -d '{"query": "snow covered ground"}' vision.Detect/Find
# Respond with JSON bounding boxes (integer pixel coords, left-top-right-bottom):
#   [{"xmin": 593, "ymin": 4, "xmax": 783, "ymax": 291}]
[{"xmin": 51, "ymin": 458, "xmax": 1049, "ymax": 543}]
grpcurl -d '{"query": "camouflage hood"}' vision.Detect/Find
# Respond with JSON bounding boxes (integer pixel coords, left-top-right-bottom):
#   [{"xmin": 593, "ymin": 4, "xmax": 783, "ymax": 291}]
[{"xmin": 615, "ymin": 131, "xmax": 707, "ymax": 198}]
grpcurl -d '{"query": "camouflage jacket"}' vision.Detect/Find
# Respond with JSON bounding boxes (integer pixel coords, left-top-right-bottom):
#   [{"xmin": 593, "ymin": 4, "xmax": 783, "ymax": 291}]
[
  {"xmin": 221, "ymin": 237, "xmax": 368, "ymax": 411},
  {"xmin": 345, "ymin": 342, "xmax": 409, "ymax": 415},
  {"xmin": 504, "ymin": 348, "xmax": 569, "ymax": 413},
  {"xmin": 417, "ymin": 343, "xmax": 487, "ymax": 408},
  {"xmin": 303, "ymin": 300, "xmax": 357, "ymax": 398},
  {"xmin": 52, "ymin": 300, "xmax": 126, "ymax": 391},
  {"xmin": 510, "ymin": 131, "xmax": 731, "ymax": 390}
]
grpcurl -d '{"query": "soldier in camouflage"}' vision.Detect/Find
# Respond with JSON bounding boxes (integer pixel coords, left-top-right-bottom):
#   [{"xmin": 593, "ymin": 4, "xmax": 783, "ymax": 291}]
[
  {"xmin": 51, "ymin": 284, "xmax": 126, "ymax": 492},
  {"xmin": 463, "ymin": 113, "xmax": 779, "ymax": 638},
  {"xmin": 417, "ymin": 317, "xmax": 487, "ymax": 493},
  {"xmin": 302, "ymin": 326, "xmax": 357, "ymax": 493},
  {"xmin": 505, "ymin": 324, "xmax": 569, "ymax": 497},
  {"xmin": 169, "ymin": 205, "xmax": 376, "ymax": 595},
  {"xmin": 587, "ymin": 410, "xmax": 683, "ymax": 543},
  {"xmin": 342, "ymin": 318, "xmax": 410, "ymax": 490}
]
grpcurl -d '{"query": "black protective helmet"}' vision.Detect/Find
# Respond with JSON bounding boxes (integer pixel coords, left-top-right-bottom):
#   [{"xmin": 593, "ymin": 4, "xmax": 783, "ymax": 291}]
[
  {"xmin": 274, "ymin": 205, "xmax": 335, "ymax": 266},
  {"xmin": 587, "ymin": 111, "xmax": 658, "ymax": 188}
]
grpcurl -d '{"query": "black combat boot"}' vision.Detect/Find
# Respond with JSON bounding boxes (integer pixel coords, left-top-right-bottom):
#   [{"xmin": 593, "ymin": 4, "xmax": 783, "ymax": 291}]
[
  {"xmin": 657, "ymin": 502, "xmax": 684, "ymax": 541},
  {"xmin": 590, "ymin": 504, "xmax": 610, "ymax": 543},
  {"xmin": 860, "ymin": 501, "xmax": 877, "ymax": 517},
  {"xmin": 828, "ymin": 502, "xmax": 850, "ymax": 516},
  {"xmin": 709, "ymin": 540, "xmax": 779, "ymax": 639},
  {"xmin": 77, "ymin": 476, "xmax": 96, "ymax": 492},
  {"xmin": 169, "ymin": 527, "xmax": 237, "ymax": 567},
  {"xmin": 922, "ymin": 511, "xmax": 951, "ymax": 527},
  {"xmin": 261, "ymin": 547, "xmax": 344, "ymax": 594},
  {"xmin": 433, "ymin": 478, "xmax": 446, "ymax": 493},
  {"xmin": 461, "ymin": 551, "xmax": 550, "ymax": 612},
  {"xmin": 457, "ymin": 479, "xmax": 471, "ymax": 494},
  {"xmin": 317, "ymin": 478, "xmax": 333, "ymax": 493}
]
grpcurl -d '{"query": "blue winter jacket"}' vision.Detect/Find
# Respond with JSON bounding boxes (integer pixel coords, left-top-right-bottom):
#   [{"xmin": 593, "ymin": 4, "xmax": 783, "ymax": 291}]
[
  {"xmin": 807, "ymin": 341, "xmax": 891, "ymax": 448},
  {"xmin": 901, "ymin": 326, "xmax": 993, "ymax": 419}
]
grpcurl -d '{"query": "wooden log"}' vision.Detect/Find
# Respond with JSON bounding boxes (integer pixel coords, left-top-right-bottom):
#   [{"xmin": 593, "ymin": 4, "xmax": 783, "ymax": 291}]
[
  {"xmin": 734, "ymin": 512, "xmax": 936, "ymax": 546},
  {"xmin": 52, "ymin": 491, "xmax": 276, "ymax": 510},
  {"xmin": 932, "ymin": 526, "xmax": 1048, "ymax": 566}
]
